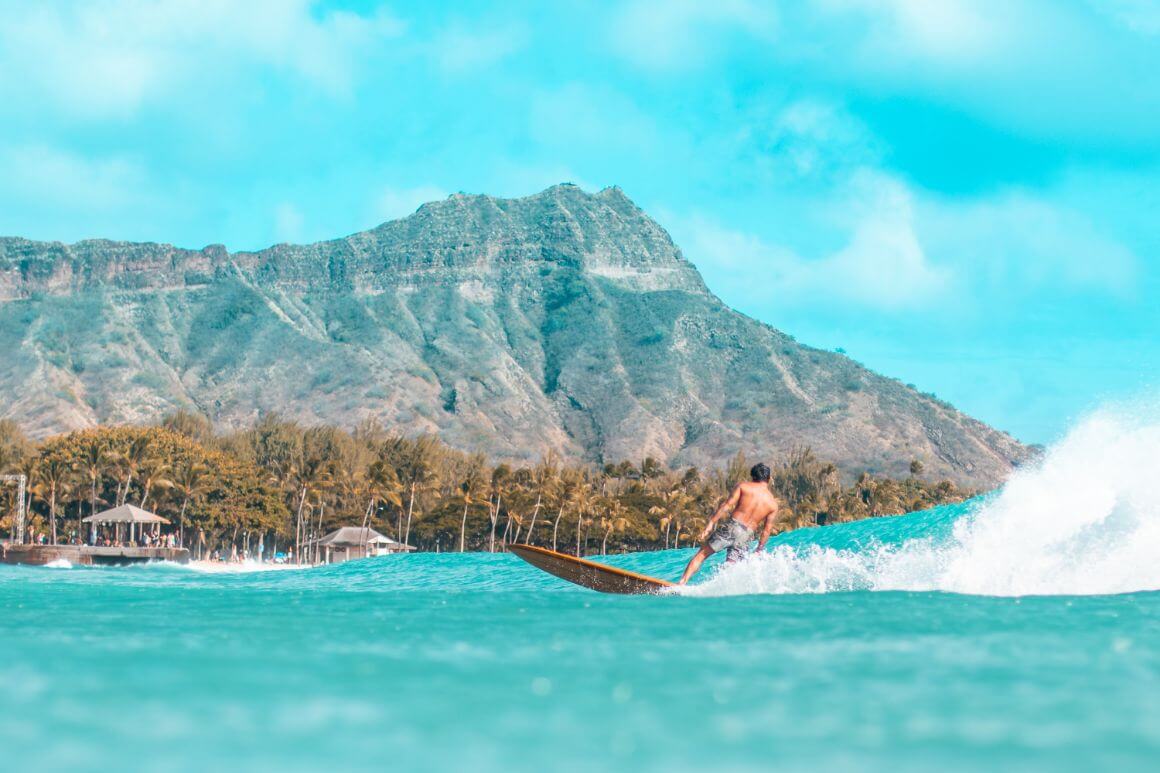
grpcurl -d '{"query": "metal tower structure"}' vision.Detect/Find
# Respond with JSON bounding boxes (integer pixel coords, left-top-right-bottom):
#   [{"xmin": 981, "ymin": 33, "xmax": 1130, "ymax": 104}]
[{"xmin": 2, "ymin": 474, "xmax": 27, "ymax": 544}]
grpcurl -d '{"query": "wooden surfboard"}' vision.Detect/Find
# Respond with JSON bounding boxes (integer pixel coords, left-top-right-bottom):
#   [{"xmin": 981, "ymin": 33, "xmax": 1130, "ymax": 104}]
[{"xmin": 509, "ymin": 544, "xmax": 674, "ymax": 595}]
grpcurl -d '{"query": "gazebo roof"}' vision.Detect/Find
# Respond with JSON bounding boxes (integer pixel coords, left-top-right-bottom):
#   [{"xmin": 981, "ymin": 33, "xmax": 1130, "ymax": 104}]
[
  {"xmin": 310, "ymin": 526, "xmax": 414, "ymax": 550},
  {"xmin": 82, "ymin": 504, "xmax": 170, "ymax": 524}
]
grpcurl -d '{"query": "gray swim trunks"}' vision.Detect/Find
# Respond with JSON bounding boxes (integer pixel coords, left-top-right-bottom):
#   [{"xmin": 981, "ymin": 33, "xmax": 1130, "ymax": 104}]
[{"xmin": 707, "ymin": 519, "xmax": 754, "ymax": 561}]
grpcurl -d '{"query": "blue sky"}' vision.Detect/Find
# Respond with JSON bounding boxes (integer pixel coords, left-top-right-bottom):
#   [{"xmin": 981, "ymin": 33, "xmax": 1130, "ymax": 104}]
[{"xmin": 1, "ymin": 0, "xmax": 1157, "ymax": 443}]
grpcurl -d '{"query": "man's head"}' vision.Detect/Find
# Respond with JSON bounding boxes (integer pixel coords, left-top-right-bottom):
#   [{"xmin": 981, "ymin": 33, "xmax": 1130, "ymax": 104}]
[{"xmin": 750, "ymin": 463, "xmax": 771, "ymax": 483}]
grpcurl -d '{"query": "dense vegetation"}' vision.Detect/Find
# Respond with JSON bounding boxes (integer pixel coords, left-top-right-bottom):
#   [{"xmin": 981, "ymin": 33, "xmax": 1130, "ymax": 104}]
[{"xmin": 0, "ymin": 414, "xmax": 973, "ymax": 560}]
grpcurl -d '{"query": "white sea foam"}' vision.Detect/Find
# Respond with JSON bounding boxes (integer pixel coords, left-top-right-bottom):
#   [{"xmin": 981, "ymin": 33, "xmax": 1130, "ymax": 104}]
[
  {"xmin": 184, "ymin": 560, "xmax": 300, "ymax": 574},
  {"xmin": 44, "ymin": 559, "xmax": 72, "ymax": 569},
  {"xmin": 686, "ymin": 404, "xmax": 1160, "ymax": 597}
]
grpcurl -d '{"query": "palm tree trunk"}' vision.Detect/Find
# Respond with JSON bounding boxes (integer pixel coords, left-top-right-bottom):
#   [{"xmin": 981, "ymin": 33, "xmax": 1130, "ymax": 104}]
[
  {"xmin": 459, "ymin": 500, "xmax": 470, "ymax": 552},
  {"xmin": 48, "ymin": 485, "xmax": 57, "ymax": 546},
  {"xmin": 552, "ymin": 504, "xmax": 565, "ymax": 552},
  {"xmin": 525, "ymin": 493, "xmax": 542, "ymax": 546},
  {"xmin": 314, "ymin": 502, "xmax": 325, "ymax": 563},
  {"xmin": 179, "ymin": 497, "xmax": 189, "ymax": 548},
  {"xmin": 404, "ymin": 481, "xmax": 416, "ymax": 547},
  {"xmin": 575, "ymin": 509, "xmax": 583, "ymax": 556},
  {"xmin": 294, "ymin": 486, "xmax": 307, "ymax": 564},
  {"xmin": 500, "ymin": 510, "xmax": 513, "ymax": 549},
  {"xmin": 488, "ymin": 494, "xmax": 500, "ymax": 553},
  {"xmin": 89, "ymin": 478, "xmax": 98, "ymax": 544}
]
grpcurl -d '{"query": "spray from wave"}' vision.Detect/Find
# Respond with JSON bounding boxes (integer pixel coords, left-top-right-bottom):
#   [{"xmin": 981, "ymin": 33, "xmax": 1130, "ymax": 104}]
[{"xmin": 686, "ymin": 405, "xmax": 1160, "ymax": 597}]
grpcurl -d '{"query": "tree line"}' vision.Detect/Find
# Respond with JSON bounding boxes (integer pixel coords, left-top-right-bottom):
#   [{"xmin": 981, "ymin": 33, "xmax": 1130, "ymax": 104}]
[{"xmin": 0, "ymin": 413, "xmax": 972, "ymax": 560}]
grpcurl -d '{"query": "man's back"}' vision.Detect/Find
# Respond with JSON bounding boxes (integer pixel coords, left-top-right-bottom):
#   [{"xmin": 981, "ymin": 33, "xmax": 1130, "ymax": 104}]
[{"xmin": 730, "ymin": 481, "xmax": 779, "ymax": 530}]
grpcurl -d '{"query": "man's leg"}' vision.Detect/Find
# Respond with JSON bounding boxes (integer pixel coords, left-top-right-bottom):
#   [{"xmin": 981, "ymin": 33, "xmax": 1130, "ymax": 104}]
[
  {"xmin": 725, "ymin": 542, "xmax": 749, "ymax": 563},
  {"xmin": 679, "ymin": 545, "xmax": 715, "ymax": 585}
]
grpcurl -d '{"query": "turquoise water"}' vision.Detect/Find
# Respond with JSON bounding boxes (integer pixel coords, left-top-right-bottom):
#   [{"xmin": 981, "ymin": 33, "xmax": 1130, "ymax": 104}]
[{"xmin": 4, "ymin": 413, "xmax": 1160, "ymax": 771}]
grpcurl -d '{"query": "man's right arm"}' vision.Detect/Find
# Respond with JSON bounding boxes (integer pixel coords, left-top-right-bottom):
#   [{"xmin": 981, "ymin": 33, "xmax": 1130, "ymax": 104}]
[
  {"xmin": 699, "ymin": 485, "xmax": 741, "ymax": 542},
  {"xmin": 755, "ymin": 499, "xmax": 780, "ymax": 552}
]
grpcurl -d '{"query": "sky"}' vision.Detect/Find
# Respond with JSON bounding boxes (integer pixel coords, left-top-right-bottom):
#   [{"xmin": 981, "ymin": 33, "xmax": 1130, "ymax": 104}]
[{"xmin": 0, "ymin": 0, "xmax": 1157, "ymax": 444}]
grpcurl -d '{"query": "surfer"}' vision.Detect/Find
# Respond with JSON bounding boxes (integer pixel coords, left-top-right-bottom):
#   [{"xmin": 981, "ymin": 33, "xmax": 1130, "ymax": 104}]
[{"xmin": 678, "ymin": 463, "xmax": 780, "ymax": 584}]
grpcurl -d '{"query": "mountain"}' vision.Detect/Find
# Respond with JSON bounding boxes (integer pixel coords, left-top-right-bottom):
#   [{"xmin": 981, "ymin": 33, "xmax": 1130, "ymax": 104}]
[{"xmin": 0, "ymin": 184, "xmax": 1027, "ymax": 487}]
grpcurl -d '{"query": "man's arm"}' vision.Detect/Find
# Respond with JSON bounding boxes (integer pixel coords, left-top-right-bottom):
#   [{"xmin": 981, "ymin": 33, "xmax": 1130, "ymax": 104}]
[
  {"xmin": 698, "ymin": 485, "xmax": 741, "ymax": 542},
  {"xmin": 755, "ymin": 500, "xmax": 780, "ymax": 552}
]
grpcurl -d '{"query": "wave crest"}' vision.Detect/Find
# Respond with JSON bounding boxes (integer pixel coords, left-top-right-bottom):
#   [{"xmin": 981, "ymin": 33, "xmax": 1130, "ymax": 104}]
[{"xmin": 687, "ymin": 407, "xmax": 1160, "ymax": 597}]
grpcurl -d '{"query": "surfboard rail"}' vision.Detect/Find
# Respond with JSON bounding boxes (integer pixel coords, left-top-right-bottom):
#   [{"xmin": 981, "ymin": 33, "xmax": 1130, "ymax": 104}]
[{"xmin": 509, "ymin": 543, "xmax": 674, "ymax": 595}]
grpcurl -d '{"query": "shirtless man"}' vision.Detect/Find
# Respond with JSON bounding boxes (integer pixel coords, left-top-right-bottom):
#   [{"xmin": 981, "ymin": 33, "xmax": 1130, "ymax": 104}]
[{"xmin": 678, "ymin": 463, "xmax": 780, "ymax": 584}]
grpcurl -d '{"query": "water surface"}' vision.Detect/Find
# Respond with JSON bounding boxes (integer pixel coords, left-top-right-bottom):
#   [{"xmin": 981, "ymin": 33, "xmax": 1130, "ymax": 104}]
[{"xmin": 3, "ymin": 411, "xmax": 1159, "ymax": 771}]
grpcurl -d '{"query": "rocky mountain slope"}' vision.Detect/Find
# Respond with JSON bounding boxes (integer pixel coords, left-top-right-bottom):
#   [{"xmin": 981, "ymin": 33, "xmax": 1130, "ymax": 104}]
[{"xmin": 0, "ymin": 184, "xmax": 1027, "ymax": 486}]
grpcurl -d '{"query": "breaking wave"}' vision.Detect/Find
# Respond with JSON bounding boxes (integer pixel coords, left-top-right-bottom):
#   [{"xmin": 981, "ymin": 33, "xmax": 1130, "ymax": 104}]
[{"xmin": 686, "ymin": 405, "xmax": 1160, "ymax": 597}]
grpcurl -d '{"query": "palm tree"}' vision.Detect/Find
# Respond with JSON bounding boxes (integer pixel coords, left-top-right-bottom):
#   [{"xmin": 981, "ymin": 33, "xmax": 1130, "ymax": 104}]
[
  {"xmin": 572, "ymin": 483, "xmax": 594, "ymax": 557},
  {"xmin": 391, "ymin": 434, "xmax": 440, "ymax": 548},
  {"xmin": 600, "ymin": 501, "xmax": 629, "ymax": 555},
  {"xmin": 523, "ymin": 454, "xmax": 558, "ymax": 546},
  {"xmin": 648, "ymin": 505, "xmax": 669, "ymax": 548},
  {"xmin": 137, "ymin": 456, "xmax": 173, "ymax": 511},
  {"xmin": 116, "ymin": 433, "xmax": 152, "ymax": 506},
  {"xmin": 290, "ymin": 435, "xmax": 333, "ymax": 564},
  {"xmin": 457, "ymin": 455, "xmax": 485, "ymax": 552},
  {"xmin": 363, "ymin": 453, "xmax": 403, "ymax": 546},
  {"xmin": 508, "ymin": 513, "xmax": 526, "ymax": 545},
  {"xmin": 170, "ymin": 459, "xmax": 209, "ymax": 548},
  {"xmin": 33, "ymin": 453, "xmax": 73, "ymax": 545},
  {"xmin": 77, "ymin": 436, "xmax": 110, "ymax": 543},
  {"xmin": 550, "ymin": 468, "xmax": 581, "ymax": 552},
  {"xmin": 309, "ymin": 495, "xmax": 328, "ymax": 564},
  {"xmin": 658, "ymin": 515, "xmax": 672, "ymax": 549},
  {"xmin": 487, "ymin": 464, "xmax": 511, "ymax": 553}
]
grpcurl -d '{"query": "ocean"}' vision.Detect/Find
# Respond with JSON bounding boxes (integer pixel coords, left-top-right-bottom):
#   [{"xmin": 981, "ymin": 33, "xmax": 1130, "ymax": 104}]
[{"xmin": 2, "ymin": 410, "xmax": 1158, "ymax": 771}]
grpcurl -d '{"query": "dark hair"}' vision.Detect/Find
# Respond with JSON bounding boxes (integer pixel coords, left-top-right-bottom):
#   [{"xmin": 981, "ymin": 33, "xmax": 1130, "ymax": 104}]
[{"xmin": 750, "ymin": 463, "xmax": 771, "ymax": 482}]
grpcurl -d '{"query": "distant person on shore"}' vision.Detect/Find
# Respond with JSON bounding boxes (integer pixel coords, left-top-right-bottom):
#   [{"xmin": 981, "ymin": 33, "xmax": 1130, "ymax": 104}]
[{"xmin": 678, "ymin": 463, "xmax": 780, "ymax": 585}]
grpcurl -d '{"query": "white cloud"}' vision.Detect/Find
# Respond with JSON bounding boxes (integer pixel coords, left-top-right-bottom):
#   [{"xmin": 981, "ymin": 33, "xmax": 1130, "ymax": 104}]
[
  {"xmin": 731, "ymin": 99, "xmax": 882, "ymax": 185},
  {"xmin": 0, "ymin": 143, "xmax": 146, "ymax": 212},
  {"xmin": 0, "ymin": 0, "xmax": 404, "ymax": 118},
  {"xmin": 679, "ymin": 167, "xmax": 1142, "ymax": 318},
  {"xmin": 609, "ymin": 0, "xmax": 777, "ymax": 71},
  {"xmin": 815, "ymin": 0, "xmax": 1007, "ymax": 67},
  {"xmin": 273, "ymin": 203, "xmax": 305, "ymax": 243},
  {"xmin": 918, "ymin": 192, "xmax": 1140, "ymax": 297},
  {"xmin": 800, "ymin": 1, "xmax": 1160, "ymax": 144},
  {"xmin": 529, "ymin": 83, "xmax": 659, "ymax": 153},
  {"xmin": 431, "ymin": 22, "xmax": 527, "ymax": 73},
  {"xmin": 0, "ymin": 142, "xmax": 180, "ymax": 242},
  {"xmin": 374, "ymin": 185, "xmax": 447, "ymax": 222},
  {"xmin": 1096, "ymin": 0, "xmax": 1160, "ymax": 35},
  {"xmin": 682, "ymin": 171, "xmax": 951, "ymax": 312}
]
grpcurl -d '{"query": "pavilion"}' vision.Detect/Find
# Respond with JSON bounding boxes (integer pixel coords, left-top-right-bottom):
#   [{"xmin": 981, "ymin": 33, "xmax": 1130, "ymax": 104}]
[
  {"xmin": 309, "ymin": 526, "xmax": 414, "ymax": 564},
  {"xmin": 83, "ymin": 504, "xmax": 170, "ymax": 546}
]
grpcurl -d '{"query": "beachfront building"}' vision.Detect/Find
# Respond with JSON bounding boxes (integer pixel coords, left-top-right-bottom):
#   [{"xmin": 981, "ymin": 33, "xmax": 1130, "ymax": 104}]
[
  {"xmin": 1, "ymin": 503, "xmax": 189, "ymax": 566},
  {"xmin": 309, "ymin": 527, "xmax": 415, "ymax": 564},
  {"xmin": 82, "ymin": 504, "xmax": 170, "ymax": 547}
]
